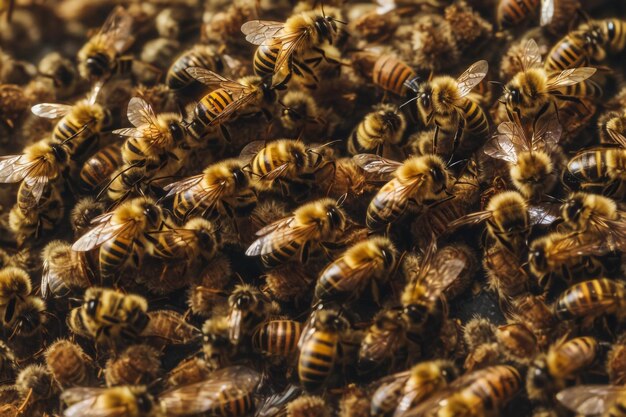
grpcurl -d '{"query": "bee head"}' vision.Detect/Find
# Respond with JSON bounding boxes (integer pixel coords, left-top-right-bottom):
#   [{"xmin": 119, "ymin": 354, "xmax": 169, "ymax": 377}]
[
  {"xmin": 168, "ymin": 121, "xmax": 185, "ymax": 143},
  {"xmin": 85, "ymin": 52, "xmax": 110, "ymax": 79},
  {"xmin": 563, "ymin": 195, "xmax": 585, "ymax": 223},
  {"xmin": 141, "ymin": 202, "xmax": 161, "ymax": 228}
]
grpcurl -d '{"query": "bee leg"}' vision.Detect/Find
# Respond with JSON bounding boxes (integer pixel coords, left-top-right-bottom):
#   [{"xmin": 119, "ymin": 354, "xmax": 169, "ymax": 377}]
[
  {"xmin": 299, "ymin": 241, "xmax": 311, "ymax": 264},
  {"xmin": 450, "ymin": 118, "xmax": 465, "ymax": 158},
  {"xmin": 219, "ymin": 125, "xmax": 232, "ymax": 142},
  {"xmin": 432, "ymin": 125, "xmax": 440, "ymax": 154}
]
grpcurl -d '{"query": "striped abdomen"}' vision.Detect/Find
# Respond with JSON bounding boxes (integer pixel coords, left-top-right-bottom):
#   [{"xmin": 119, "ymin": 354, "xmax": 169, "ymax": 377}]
[
  {"xmin": 167, "ymin": 49, "xmax": 222, "ymax": 90},
  {"xmin": 260, "ymin": 238, "xmax": 305, "ymax": 268},
  {"xmin": 564, "ymin": 149, "xmax": 612, "ymax": 186},
  {"xmin": 188, "ymin": 88, "xmax": 235, "ymax": 139},
  {"xmin": 251, "ymin": 146, "xmax": 288, "ymax": 178},
  {"xmin": 99, "ymin": 236, "xmax": 143, "ymax": 280},
  {"xmin": 372, "ymin": 55, "xmax": 415, "ymax": 96},
  {"xmin": 601, "ymin": 19, "xmax": 626, "ymax": 53},
  {"xmin": 253, "ymin": 44, "xmax": 281, "ymax": 78},
  {"xmin": 315, "ymin": 259, "xmax": 364, "ymax": 301},
  {"xmin": 457, "ymin": 97, "xmax": 489, "ymax": 138},
  {"xmin": 366, "ymin": 179, "xmax": 409, "ymax": 230},
  {"xmin": 497, "ymin": 0, "xmax": 540, "ymax": 28},
  {"xmin": 213, "ymin": 388, "xmax": 254, "ymax": 417},
  {"xmin": 298, "ymin": 330, "xmax": 339, "ymax": 391},
  {"xmin": 253, "ymin": 320, "xmax": 302, "ymax": 357},
  {"xmin": 172, "ymin": 184, "xmax": 208, "ymax": 221},
  {"xmin": 549, "ymin": 337, "xmax": 598, "ymax": 378},
  {"xmin": 79, "ymin": 143, "xmax": 123, "ymax": 192},
  {"xmin": 554, "ymin": 278, "xmax": 625, "ymax": 320},
  {"xmin": 556, "ymin": 79, "xmax": 603, "ymax": 100},
  {"xmin": 545, "ymin": 35, "xmax": 588, "ymax": 71},
  {"xmin": 458, "ymin": 365, "xmax": 522, "ymax": 413}
]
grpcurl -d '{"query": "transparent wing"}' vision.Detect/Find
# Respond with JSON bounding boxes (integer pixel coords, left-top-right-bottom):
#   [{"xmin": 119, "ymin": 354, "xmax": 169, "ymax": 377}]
[
  {"xmin": 186, "ymin": 67, "xmax": 248, "ymax": 92},
  {"xmin": 606, "ymin": 129, "xmax": 626, "ymax": 148},
  {"xmin": 208, "ymin": 91, "xmax": 258, "ymax": 126},
  {"xmin": 31, "ymin": 103, "xmax": 72, "ymax": 119},
  {"xmin": 372, "ymin": 178, "xmax": 425, "ymax": 221},
  {"xmin": 520, "ymin": 38, "xmax": 542, "ymax": 72},
  {"xmin": 0, "ymin": 155, "xmax": 41, "ymax": 183},
  {"xmin": 150, "ymin": 229, "xmax": 199, "ymax": 261},
  {"xmin": 260, "ymin": 163, "xmax": 290, "ymax": 181},
  {"xmin": 456, "ymin": 60, "xmax": 488, "ymax": 98},
  {"xmin": 126, "ymin": 96, "xmax": 158, "ymax": 129},
  {"xmin": 353, "ymin": 154, "xmax": 403, "ymax": 176},
  {"xmin": 240, "ymin": 141, "xmax": 266, "ymax": 162},
  {"xmin": 549, "ymin": 235, "xmax": 609, "ymax": 264},
  {"xmin": 274, "ymin": 31, "xmax": 310, "ymax": 76},
  {"xmin": 528, "ymin": 203, "xmax": 560, "ymax": 226},
  {"xmin": 64, "ymin": 400, "xmax": 128, "ymax": 417},
  {"xmin": 71, "ymin": 218, "xmax": 140, "ymax": 252},
  {"xmin": 61, "ymin": 387, "xmax": 108, "ymax": 405},
  {"xmin": 159, "ymin": 366, "xmax": 261, "ymax": 415},
  {"xmin": 98, "ymin": 6, "xmax": 134, "ymax": 54},
  {"xmin": 111, "ymin": 127, "xmax": 137, "ymax": 137},
  {"xmin": 447, "ymin": 210, "xmax": 492, "ymax": 230},
  {"xmin": 540, "ymin": 0, "xmax": 555, "ymax": 26},
  {"xmin": 253, "ymin": 215, "xmax": 295, "ymax": 237},
  {"xmin": 483, "ymin": 121, "xmax": 527, "ymax": 163},
  {"xmin": 532, "ymin": 115, "xmax": 562, "ymax": 153},
  {"xmin": 420, "ymin": 258, "xmax": 466, "ymax": 300},
  {"xmin": 255, "ymin": 385, "xmax": 302, "ymax": 417},
  {"xmin": 319, "ymin": 257, "xmax": 376, "ymax": 293},
  {"xmin": 245, "ymin": 218, "xmax": 317, "ymax": 256},
  {"xmin": 546, "ymin": 67, "xmax": 597, "ymax": 90},
  {"xmin": 556, "ymin": 385, "xmax": 626, "ymax": 415},
  {"xmin": 143, "ymin": 310, "xmax": 200, "ymax": 344},
  {"xmin": 163, "ymin": 174, "xmax": 204, "ymax": 198},
  {"xmin": 22, "ymin": 176, "xmax": 50, "ymax": 208},
  {"xmin": 241, "ymin": 20, "xmax": 285, "ymax": 45}
]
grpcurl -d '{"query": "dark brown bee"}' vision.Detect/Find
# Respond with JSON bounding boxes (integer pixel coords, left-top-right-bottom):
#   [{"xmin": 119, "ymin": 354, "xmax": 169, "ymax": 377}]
[
  {"xmin": 104, "ymin": 344, "xmax": 161, "ymax": 386},
  {"xmin": 253, "ymin": 319, "xmax": 302, "ymax": 359}
]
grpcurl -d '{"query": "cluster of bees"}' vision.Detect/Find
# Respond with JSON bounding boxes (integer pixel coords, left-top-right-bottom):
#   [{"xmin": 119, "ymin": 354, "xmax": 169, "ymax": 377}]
[{"xmin": 0, "ymin": 0, "xmax": 625, "ymax": 416}]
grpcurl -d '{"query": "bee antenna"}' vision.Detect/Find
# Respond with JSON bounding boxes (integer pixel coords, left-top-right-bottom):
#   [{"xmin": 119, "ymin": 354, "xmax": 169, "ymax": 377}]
[
  {"xmin": 95, "ymin": 162, "xmax": 143, "ymax": 202},
  {"xmin": 336, "ymin": 193, "xmax": 348, "ymax": 207},
  {"xmin": 398, "ymin": 96, "xmax": 418, "ymax": 110}
]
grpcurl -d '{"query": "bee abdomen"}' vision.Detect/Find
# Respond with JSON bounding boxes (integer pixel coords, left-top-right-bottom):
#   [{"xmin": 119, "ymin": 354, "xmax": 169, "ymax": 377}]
[
  {"xmin": 253, "ymin": 320, "xmax": 302, "ymax": 357},
  {"xmin": 298, "ymin": 332, "xmax": 338, "ymax": 391}
]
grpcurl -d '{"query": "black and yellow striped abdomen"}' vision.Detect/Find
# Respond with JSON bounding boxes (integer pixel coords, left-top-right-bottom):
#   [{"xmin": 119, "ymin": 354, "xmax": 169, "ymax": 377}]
[
  {"xmin": 212, "ymin": 388, "xmax": 254, "ymax": 417},
  {"xmin": 554, "ymin": 278, "xmax": 625, "ymax": 320},
  {"xmin": 460, "ymin": 365, "xmax": 522, "ymax": 412},
  {"xmin": 366, "ymin": 179, "xmax": 409, "ymax": 230},
  {"xmin": 253, "ymin": 320, "xmax": 302, "ymax": 357},
  {"xmin": 497, "ymin": 0, "xmax": 540, "ymax": 28},
  {"xmin": 563, "ymin": 149, "xmax": 612, "ymax": 187},
  {"xmin": 602, "ymin": 19, "xmax": 626, "ymax": 53},
  {"xmin": 188, "ymin": 88, "xmax": 235, "ymax": 140},
  {"xmin": 315, "ymin": 259, "xmax": 357, "ymax": 301},
  {"xmin": 457, "ymin": 97, "xmax": 489, "ymax": 138},
  {"xmin": 545, "ymin": 35, "xmax": 589, "ymax": 71},
  {"xmin": 167, "ymin": 48, "xmax": 222, "ymax": 90},
  {"xmin": 79, "ymin": 143, "xmax": 123, "ymax": 192},
  {"xmin": 99, "ymin": 235, "xmax": 144, "ymax": 280},
  {"xmin": 298, "ymin": 330, "xmax": 339, "ymax": 391},
  {"xmin": 260, "ymin": 239, "xmax": 304, "ymax": 268},
  {"xmin": 549, "ymin": 337, "xmax": 598, "ymax": 378}
]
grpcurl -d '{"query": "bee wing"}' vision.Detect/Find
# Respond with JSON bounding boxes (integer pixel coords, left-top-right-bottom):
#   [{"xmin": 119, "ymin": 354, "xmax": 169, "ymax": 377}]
[
  {"xmin": 159, "ymin": 366, "xmax": 261, "ymax": 415},
  {"xmin": 483, "ymin": 121, "xmax": 527, "ymax": 163},
  {"xmin": 125, "ymin": 96, "xmax": 159, "ymax": 129},
  {"xmin": 320, "ymin": 258, "xmax": 377, "ymax": 293},
  {"xmin": 532, "ymin": 115, "xmax": 562, "ymax": 153},
  {"xmin": 64, "ymin": 400, "xmax": 128, "ymax": 417},
  {"xmin": 593, "ymin": 215, "xmax": 626, "ymax": 252},
  {"xmin": 274, "ymin": 30, "xmax": 310, "ymax": 75},
  {"xmin": 72, "ymin": 218, "xmax": 140, "ymax": 252},
  {"xmin": 61, "ymin": 387, "xmax": 108, "ymax": 404},
  {"xmin": 228, "ymin": 307, "xmax": 244, "ymax": 343},
  {"xmin": 549, "ymin": 235, "xmax": 609, "ymax": 263},
  {"xmin": 21, "ymin": 176, "xmax": 50, "ymax": 208},
  {"xmin": 374, "ymin": 179, "xmax": 425, "ymax": 220},
  {"xmin": 556, "ymin": 385, "xmax": 626, "ymax": 415},
  {"xmin": 253, "ymin": 215, "xmax": 295, "ymax": 237},
  {"xmin": 255, "ymin": 385, "xmax": 302, "ymax": 417},
  {"xmin": 41, "ymin": 257, "xmax": 73, "ymax": 299},
  {"xmin": 186, "ymin": 67, "xmax": 247, "ymax": 92},
  {"xmin": 520, "ymin": 38, "xmax": 542, "ymax": 72},
  {"xmin": 98, "ymin": 6, "xmax": 134, "ymax": 54},
  {"xmin": 240, "ymin": 140, "xmax": 266, "ymax": 163},
  {"xmin": 394, "ymin": 379, "xmax": 441, "ymax": 417},
  {"xmin": 260, "ymin": 162, "xmax": 290, "ymax": 181},
  {"xmin": 208, "ymin": 91, "xmax": 259, "ymax": 126},
  {"xmin": 162, "ymin": 174, "xmax": 204, "ymax": 198},
  {"xmin": 546, "ymin": 67, "xmax": 597, "ymax": 90},
  {"xmin": 540, "ymin": 0, "xmax": 555, "ymax": 26},
  {"xmin": 111, "ymin": 127, "xmax": 137, "ymax": 137},
  {"xmin": 420, "ymin": 258, "xmax": 466, "ymax": 300},
  {"xmin": 246, "ymin": 217, "xmax": 317, "ymax": 256},
  {"xmin": 456, "ymin": 60, "xmax": 488, "ymax": 98},
  {"xmin": 447, "ymin": 210, "xmax": 492, "ymax": 230},
  {"xmin": 149, "ymin": 229, "xmax": 198, "ymax": 261},
  {"xmin": 143, "ymin": 310, "xmax": 200, "ymax": 344},
  {"xmin": 353, "ymin": 154, "xmax": 402, "ymax": 178},
  {"xmin": 606, "ymin": 128, "xmax": 626, "ymax": 148},
  {"xmin": 31, "ymin": 103, "xmax": 72, "ymax": 119},
  {"xmin": 528, "ymin": 203, "xmax": 560, "ymax": 226},
  {"xmin": 361, "ymin": 326, "xmax": 404, "ymax": 362},
  {"xmin": 241, "ymin": 20, "xmax": 285, "ymax": 45},
  {"xmin": 0, "ymin": 155, "xmax": 40, "ymax": 183}
]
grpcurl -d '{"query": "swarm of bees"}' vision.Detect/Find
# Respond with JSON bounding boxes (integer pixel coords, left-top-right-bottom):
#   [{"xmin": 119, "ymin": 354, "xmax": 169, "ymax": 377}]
[{"xmin": 0, "ymin": 0, "xmax": 625, "ymax": 416}]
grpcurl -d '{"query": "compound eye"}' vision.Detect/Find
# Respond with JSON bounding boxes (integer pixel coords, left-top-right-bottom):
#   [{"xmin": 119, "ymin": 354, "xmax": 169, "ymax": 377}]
[
  {"xmin": 420, "ymin": 95, "xmax": 431, "ymax": 109},
  {"xmin": 293, "ymin": 151, "xmax": 305, "ymax": 167},
  {"xmin": 144, "ymin": 205, "xmax": 160, "ymax": 226},
  {"xmin": 237, "ymin": 294, "xmax": 252, "ymax": 308},
  {"xmin": 510, "ymin": 89, "xmax": 521, "ymax": 105},
  {"xmin": 232, "ymin": 169, "xmax": 247, "ymax": 187},
  {"xmin": 381, "ymin": 249, "xmax": 394, "ymax": 268},
  {"xmin": 86, "ymin": 299, "xmax": 98, "ymax": 315},
  {"xmin": 169, "ymin": 122, "xmax": 184, "ymax": 142},
  {"xmin": 430, "ymin": 167, "xmax": 444, "ymax": 183}
]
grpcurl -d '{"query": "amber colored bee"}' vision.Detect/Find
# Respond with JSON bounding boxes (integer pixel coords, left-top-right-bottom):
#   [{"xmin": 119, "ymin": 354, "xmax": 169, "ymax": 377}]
[
  {"xmin": 347, "ymin": 103, "xmax": 406, "ymax": 156},
  {"xmin": 227, "ymin": 284, "xmax": 274, "ymax": 346},
  {"xmin": 167, "ymin": 44, "xmax": 225, "ymax": 91},
  {"xmin": 483, "ymin": 242, "xmax": 529, "ymax": 302},
  {"xmin": 371, "ymin": 54, "xmax": 417, "ymax": 97},
  {"xmin": 104, "ymin": 344, "xmax": 161, "ymax": 387},
  {"xmin": 41, "ymin": 240, "xmax": 93, "ymax": 300},
  {"xmin": 262, "ymin": 262, "xmax": 316, "ymax": 305},
  {"xmin": 44, "ymin": 339, "xmax": 94, "ymax": 389},
  {"xmin": 78, "ymin": 142, "xmax": 123, "ymax": 193},
  {"xmin": 557, "ymin": 383, "xmax": 626, "ymax": 416},
  {"xmin": 253, "ymin": 319, "xmax": 302, "ymax": 359},
  {"xmin": 562, "ymin": 147, "xmax": 626, "ymax": 199},
  {"xmin": 165, "ymin": 357, "xmax": 211, "ymax": 389},
  {"xmin": 554, "ymin": 278, "xmax": 626, "ymax": 321},
  {"xmin": 15, "ymin": 364, "xmax": 57, "ymax": 415},
  {"xmin": 70, "ymin": 197, "xmax": 105, "ymax": 237},
  {"xmin": 505, "ymin": 293, "xmax": 560, "ymax": 349},
  {"xmin": 142, "ymin": 310, "xmax": 201, "ymax": 346},
  {"xmin": 358, "ymin": 308, "xmax": 407, "ymax": 374},
  {"xmin": 495, "ymin": 323, "xmax": 539, "ymax": 364}
]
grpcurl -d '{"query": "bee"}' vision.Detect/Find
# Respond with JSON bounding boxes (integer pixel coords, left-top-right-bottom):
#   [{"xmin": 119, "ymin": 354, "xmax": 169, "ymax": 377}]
[
  {"xmin": 562, "ymin": 147, "xmax": 626, "ymax": 199},
  {"xmin": 227, "ymin": 284, "xmax": 273, "ymax": 346},
  {"xmin": 495, "ymin": 323, "xmax": 539, "ymax": 364},
  {"xmin": 44, "ymin": 339, "xmax": 94, "ymax": 389},
  {"xmin": 252, "ymin": 319, "xmax": 303, "ymax": 359},
  {"xmin": 70, "ymin": 197, "xmax": 106, "ymax": 236},
  {"xmin": 557, "ymin": 384, "xmax": 626, "ymax": 416},
  {"xmin": 484, "ymin": 115, "xmax": 563, "ymax": 201},
  {"xmin": 241, "ymin": 9, "xmax": 342, "ymax": 80},
  {"xmin": 142, "ymin": 310, "xmax": 201, "ymax": 346},
  {"xmin": 483, "ymin": 242, "xmax": 530, "ymax": 301},
  {"xmin": 76, "ymin": 6, "xmax": 134, "ymax": 81},
  {"xmin": 262, "ymin": 262, "xmax": 316, "ymax": 305},
  {"xmin": 166, "ymin": 44, "xmax": 225, "ymax": 90},
  {"xmin": 78, "ymin": 142, "xmax": 123, "ymax": 193},
  {"xmin": 31, "ymin": 87, "xmax": 109, "ymax": 161},
  {"xmin": 41, "ymin": 241, "xmax": 92, "ymax": 300},
  {"xmin": 115, "ymin": 96, "xmax": 186, "ymax": 172},
  {"xmin": 279, "ymin": 90, "xmax": 327, "ymax": 137},
  {"xmin": 15, "ymin": 364, "xmax": 56, "ymax": 414},
  {"xmin": 287, "ymin": 395, "xmax": 329, "ymax": 417},
  {"xmin": 496, "ymin": 0, "xmax": 540, "ymax": 28},
  {"xmin": 5, "ymin": 294, "xmax": 47, "ymax": 339},
  {"xmin": 371, "ymin": 371, "xmax": 411, "ymax": 417},
  {"xmin": 185, "ymin": 68, "xmax": 277, "ymax": 141},
  {"xmin": 599, "ymin": 109, "xmax": 626, "ymax": 147},
  {"xmin": 527, "ymin": 336, "xmax": 599, "ymax": 402},
  {"xmin": 251, "ymin": 43, "xmax": 317, "ymax": 90},
  {"xmin": 104, "ymin": 344, "xmax": 161, "ymax": 387},
  {"xmin": 63, "ymin": 366, "xmax": 260, "ymax": 417},
  {"xmin": 38, "ymin": 52, "xmax": 79, "ymax": 99},
  {"xmin": 0, "ymin": 341, "xmax": 15, "ymax": 383},
  {"xmin": 358, "ymin": 309, "xmax": 407, "ymax": 374},
  {"xmin": 448, "ymin": 191, "xmax": 529, "ymax": 255},
  {"xmin": 408, "ymin": 60, "xmax": 489, "ymax": 157},
  {"xmin": 8, "ymin": 183, "xmax": 65, "ymax": 246},
  {"xmin": 163, "ymin": 158, "xmax": 257, "ymax": 223},
  {"xmin": 246, "ymin": 198, "xmax": 347, "ymax": 267},
  {"xmin": 0, "ymin": 267, "xmax": 31, "ymax": 327},
  {"xmin": 0, "ymin": 139, "xmax": 70, "ymax": 209},
  {"xmin": 68, "ymin": 287, "xmax": 149, "ymax": 349},
  {"xmin": 528, "ymin": 231, "xmax": 611, "ymax": 285},
  {"xmin": 354, "ymin": 154, "xmax": 452, "ymax": 230},
  {"xmin": 401, "ymin": 240, "xmax": 468, "ymax": 340},
  {"xmin": 298, "ymin": 309, "xmax": 350, "ymax": 391},
  {"xmin": 347, "ymin": 103, "xmax": 406, "ymax": 156},
  {"xmin": 314, "ymin": 236, "xmax": 397, "ymax": 304},
  {"xmin": 554, "ymin": 278, "xmax": 626, "ymax": 321},
  {"xmin": 202, "ymin": 316, "xmax": 233, "ymax": 371},
  {"xmin": 105, "ymin": 164, "xmax": 149, "ymax": 204},
  {"xmin": 71, "ymin": 196, "xmax": 163, "ymax": 281},
  {"xmin": 503, "ymin": 38, "xmax": 597, "ymax": 122},
  {"xmin": 371, "ymin": 54, "xmax": 417, "ymax": 97},
  {"xmin": 166, "ymin": 357, "xmax": 211, "ymax": 389}
]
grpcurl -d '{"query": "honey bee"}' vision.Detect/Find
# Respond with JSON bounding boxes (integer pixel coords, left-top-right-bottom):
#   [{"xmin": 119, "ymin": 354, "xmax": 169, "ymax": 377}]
[
  {"xmin": 371, "ymin": 371, "xmax": 411, "ymax": 417},
  {"xmin": 8, "ymin": 183, "xmax": 65, "ymax": 246},
  {"xmin": 37, "ymin": 52, "xmax": 79, "ymax": 99},
  {"xmin": 408, "ymin": 60, "xmax": 489, "ymax": 157},
  {"xmin": 448, "ymin": 191, "xmax": 529, "ymax": 254},
  {"xmin": 227, "ymin": 284, "xmax": 273, "ymax": 346},
  {"xmin": 185, "ymin": 68, "xmax": 277, "ymax": 141},
  {"xmin": 358, "ymin": 309, "xmax": 407, "ymax": 374},
  {"xmin": 287, "ymin": 394, "xmax": 329, "ymax": 417},
  {"xmin": 279, "ymin": 90, "xmax": 326, "ymax": 136},
  {"xmin": 165, "ymin": 357, "xmax": 211, "ymax": 389},
  {"xmin": 562, "ymin": 147, "xmax": 626, "ymax": 199},
  {"xmin": 0, "ymin": 139, "xmax": 69, "ymax": 209},
  {"xmin": 528, "ymin": 231, "xmax": 611, "ymax": 285},
  {"xmin": 354, "ymin": 154, "xmax": 451, "ymax": 230},
  {"xmin": 166, "ymin": 44, "xmax": 225, "ymax": 91},
  {"xmin": 241, "ymin": 139, "xmax": 334, "ymax": 199},
  {"xmin": 202, "ymin": 316, "xmax": 233, "ymax": 371},
  {"xmin": 115, "ymin": 96, "xmax": 186, "ymax": 172},
  {"xmin": 401, "ymin": 240, "xmax": 467, "ymax": 341},
  {"xmin": 484, "ymin": 115, "xmax": 563, "ymax": 201},
  {"xmin": 298, "ymin": 309, "xmax": 350, "ymax": 391},
  {"xmin": 44, "ymin": 339, "xmax": 94, "ymax": 389},
  {"xmin": 142, "ymin": 310, "xmax": 201, "ymax": 346},
  {"xmin": 77, "ymin": 6, "xmax": 134, "ymax": 82},
  {"xmin": 252, "ymin": 319, "xmax": 303, "ymax": 359},
  {"xmin": 527, "ymin": 336, "xmax": 600, "ymax": 402},
  {"xmin": 70, "ymin": 197, "xmax": 106, "ymax": 236},
  {"xmin": 483, "ymin": 242, "xmax": 530, "ymax": 301},
  {"xmin": 496, "ymin": 0, "xmax": 539, "ymax": 28},
  {"xmin": 370, "ymin": 54, "xmax": 417, "ymax": 98},
  {"xmin": 31, "ymin": 87, "xmax": 109, "ymax": 160},
  {"xmin": 503, "ymin": 38, "xmax": 597, "ymax": 122},
  {"xmin": 164, "ymin": 158, "xmax": 257, "ymax": 223},
  {"xmin": 68, "ymin": 287, "xmax": 149, "ymax": 349},
  {"xmin": 0, "ymin": 341, "xmax": 15, "ymax": 383},
  {"xmin": 599, "ymin": 109, "xmax": 626, "ymax": 147},
  {"xmin": 0, "ymin": 266, "xmax": 31, "ymax": 326},
  {"xmin": 5, "ymin": 294, "xmax": 47, "ymax": 340},
  {"xmin": 104, "ymin": 344, "xmax": 161, "ymax": 387},
  {"xmin": 78, "ymin": 142, "xmax": 123, "ymax": 193},
  {"xmin": 251, "ymin": 42, "xmax": 318, "ymax": 90},
  {"xmin": 15, "ymin": 364, "xmax": 56, "ymax": 414},
  {"xmin": 557, "ymin": 384, "xmax": 626, "ymax": 416},
  {"xmin": 246, "ymin": 198, "xmax": 347, "ymax": 267},
  {"xmin": 347, "ymin": 103, "xmax": 406, "ymax": 156},
  {"xmin": 241, "ymin": 9, "xmax": 342, "ymax": 80},
  {"xmin": 554, "ymin": 278, "xmax": 626, "ymax": 321},
  {"xmin": 314, "ymin": 236, "xmax": 397, "ymax": 304},
  {"xmin": 41, "ymin": 241, "xmax": 92, "ymax": 299},
  {"xmin": 71, "ymin": 196, "xmax": 163, "ymax": 281}
]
